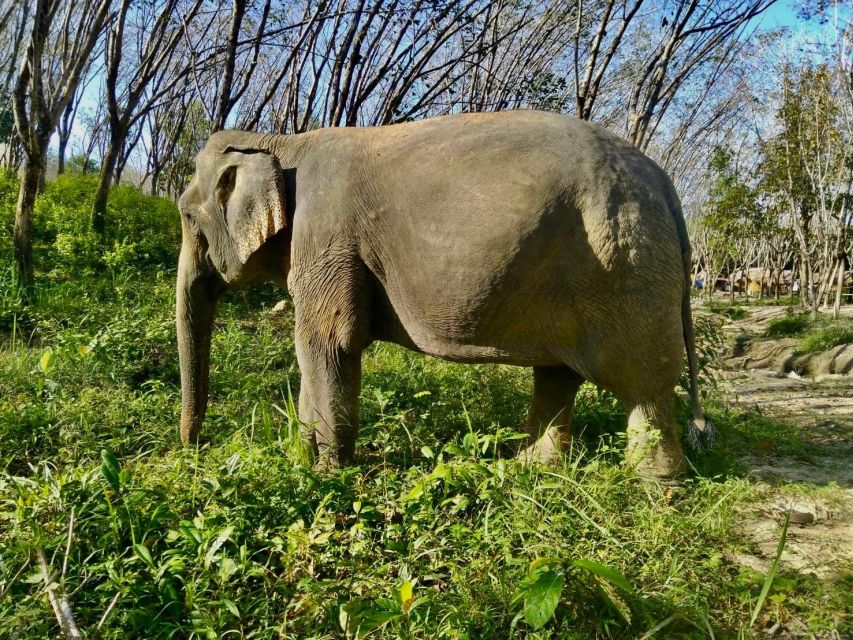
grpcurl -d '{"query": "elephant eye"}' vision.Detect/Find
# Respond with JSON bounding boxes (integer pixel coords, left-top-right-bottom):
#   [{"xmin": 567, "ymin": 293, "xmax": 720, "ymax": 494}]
[{"xmin": 216, "ymin": 166, "xmax": 237, "ymax": 216}]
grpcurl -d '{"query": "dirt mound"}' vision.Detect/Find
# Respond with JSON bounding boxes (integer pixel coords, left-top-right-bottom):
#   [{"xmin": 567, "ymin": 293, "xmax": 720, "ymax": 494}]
[
  {"xmin": 710, "ymin": 304, "xmax": 853, "ymax": 611},
  {"xmin": 728, "ymin": 339, "xmax": 853, "ymax": 376}
]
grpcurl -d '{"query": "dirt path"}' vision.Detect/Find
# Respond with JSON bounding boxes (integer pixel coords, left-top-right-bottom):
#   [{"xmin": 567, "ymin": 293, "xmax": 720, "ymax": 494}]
[{"xmin": 710, "ymin": 304, "xmax": 852, "ymax": 595}]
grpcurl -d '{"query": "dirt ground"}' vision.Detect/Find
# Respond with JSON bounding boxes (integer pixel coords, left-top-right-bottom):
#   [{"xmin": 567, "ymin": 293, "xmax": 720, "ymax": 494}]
[{"xmin": 711, "ymin": 304, "xmax": 852, "ymax": 596}]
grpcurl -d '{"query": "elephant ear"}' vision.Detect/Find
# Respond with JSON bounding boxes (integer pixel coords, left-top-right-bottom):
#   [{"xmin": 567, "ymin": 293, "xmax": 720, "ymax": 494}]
[{"xmin": 218, "ymin": 145, "xmax": 287, "ymax": 265}]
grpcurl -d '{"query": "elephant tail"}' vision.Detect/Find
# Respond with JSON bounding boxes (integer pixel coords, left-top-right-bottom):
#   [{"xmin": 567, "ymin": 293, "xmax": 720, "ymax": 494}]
[
  {"xmin": 671, "ymin": 191, "xmax": 714, "ymax": 451},
  {"xmin": 681, "ymin": 277, "xmax": 714, "ymax": 450}
]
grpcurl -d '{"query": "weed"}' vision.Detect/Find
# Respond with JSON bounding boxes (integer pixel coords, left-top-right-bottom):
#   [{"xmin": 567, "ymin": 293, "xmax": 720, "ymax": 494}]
[
  {"xmin": 0, "ymin": 177, "xmax": 849, "ymax": 638},
  {"xmin": 706, "ymin": 301, "xmax": 750, "ymax": 321},
  {"xmin": 765, "ymin": 313, "xmax": 812, "ymax": 338},
  {"xmin": 797, "ymin": 320, "xmax": 853, "ymax": 353}
]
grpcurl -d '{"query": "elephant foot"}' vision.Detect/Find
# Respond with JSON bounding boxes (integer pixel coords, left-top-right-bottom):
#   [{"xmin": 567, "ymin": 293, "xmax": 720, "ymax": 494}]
[
  {"xmin": 518, "ymin": 366, "xmax": 582, "ymax": 466},
  {"xmin": 314, "ymin": 436, "xmax": 356, "ymax": 470},
  {"xmin": 624, "ymin": 431, "xmax": 686, "ymax": 480},
  {"xmin": 518, "ymin": 425, "xmax": 566, "ymax": 466},
  {"xmin": 624, "ymin": 400, "xmax": 686, "ymax": 480}
]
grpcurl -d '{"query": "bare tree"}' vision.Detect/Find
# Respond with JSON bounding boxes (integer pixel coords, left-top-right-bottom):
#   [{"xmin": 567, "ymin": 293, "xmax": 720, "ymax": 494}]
[
  {"xmin": 184, "ymin": 0, "xmax": 272, "ymax": 134},
  {"xmin": 11, "ymin": 0, "xmax": 112, "ymax": 287},
  {"xmin": 623, "ymin": 0, "xmax": 775, "ymax": 151},
  {"xmin": 90, "ymin": 0, "xmax": 203, "ymax": 234},
  {"xmin": 141, "ymin": 76, "xmax": 195, "ymax": 196},
  {"xmin": 56, "ymin": 58, "xmax": 100, "ymax": 174},
  {"xmin": 0, "ymin": 1, "xmax": 30, "ymax": 170},
  {"xmin": 572, "ymin": 0, "xmax": 646, "ymax": 121},
  {"xmin": 236, "ymin": 0, "xmax": 572, "ymax": 134}
]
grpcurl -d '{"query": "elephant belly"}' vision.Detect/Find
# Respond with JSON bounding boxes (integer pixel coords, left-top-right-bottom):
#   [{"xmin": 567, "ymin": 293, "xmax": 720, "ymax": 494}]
[
  {"xmin": 369, "ymin": 235, "xmax": 684, "ymax": 396},
  {"xmin": 369, "ymin": 259, "xmax": 584, "ymax": 367}
]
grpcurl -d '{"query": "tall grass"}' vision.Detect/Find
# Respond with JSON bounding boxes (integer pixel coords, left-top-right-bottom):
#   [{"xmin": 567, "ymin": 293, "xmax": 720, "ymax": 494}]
[{"xmin": 0, "ymin": 176, "xmax": 849, "ymax": 638}]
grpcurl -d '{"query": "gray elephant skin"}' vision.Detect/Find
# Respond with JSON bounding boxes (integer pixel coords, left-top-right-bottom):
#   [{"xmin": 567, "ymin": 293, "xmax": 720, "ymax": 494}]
[{"xmin": 176, "ymin": 110, "xmax": 706, "ymax": 478}]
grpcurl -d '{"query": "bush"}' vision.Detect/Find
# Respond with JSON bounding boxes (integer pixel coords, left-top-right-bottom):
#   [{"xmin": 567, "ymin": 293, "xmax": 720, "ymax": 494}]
[
  {"xmin": 765, "ymin": 312, "xmax": 812, "ymax": 338},
  {"xmin": 33, "ymin": 174, "xmax": 180, "ymax": 277},
  {"xmin": 764, "ymin": 311, "xmax": 853, "ymax": 352},
  {"xmin": 105, "ymin": 183, "xmax": 180, "ymax": 268},
  {"xmin": 798, "ymin": 320, "xmax": 853, "ymax": 353},
  {"xmin": 706, "ymin": 301, "xmax": 749, "ymax": 320}
]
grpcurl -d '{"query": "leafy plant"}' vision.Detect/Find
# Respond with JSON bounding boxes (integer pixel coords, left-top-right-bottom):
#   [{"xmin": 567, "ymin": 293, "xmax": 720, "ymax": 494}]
[
  {"xmin": 0, "ymin": 179, "xmax": 849, "ymax": 639},
  {"xmin": 797, "ymin": 319, "xmax": 853, "ymax": 353},
  {"xmin": 765, "ymin": 313, "xmax": 812, "ymax": 338}
]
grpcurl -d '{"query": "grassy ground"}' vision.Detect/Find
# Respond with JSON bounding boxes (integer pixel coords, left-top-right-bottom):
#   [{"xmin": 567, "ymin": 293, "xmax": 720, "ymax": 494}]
[
  {"xmin": 764, "ymin": 312, "xmax": 853, "ymax": 353},
  {"xmin": 0, "ymin": 175, "xmax": 850, "ymax": 638}
]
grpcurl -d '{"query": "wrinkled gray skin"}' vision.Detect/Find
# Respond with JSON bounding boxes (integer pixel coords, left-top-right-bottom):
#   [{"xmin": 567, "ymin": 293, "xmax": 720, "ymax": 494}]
[{"xmin": 177, "ymin": 110, "xmax": 706, "ymax": 478}]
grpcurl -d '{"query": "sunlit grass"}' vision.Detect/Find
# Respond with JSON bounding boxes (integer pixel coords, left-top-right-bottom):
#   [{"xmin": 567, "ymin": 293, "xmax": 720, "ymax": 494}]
[{"xmin": 1, "ymin": 177, "xmax": 849, "ymax": 638}]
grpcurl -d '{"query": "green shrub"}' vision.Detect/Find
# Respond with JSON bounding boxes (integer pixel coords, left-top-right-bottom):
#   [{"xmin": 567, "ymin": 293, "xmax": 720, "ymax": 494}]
[
  {"xmin": 0, "ymin": 167, "xmax": 18, "ymax": 236},
  {"xmin": 0, "ymin": 261, "xmax": 29, "ymax": 334},
  {"xmin": 798, "ymin": 320, "xmax": 853, "ymax": 353},
  {"xmin": 32, "ymin": 174, "xmax": 179, "ymax": 276},
  {"xmin": 706, "ymin": 301, "xmax": 749, "ymax": 320},
  {"xmin": 765, "ymin": 313, "xmax": 812, "ymax": 338},
  {"xmin": 105, "ymin": 183, "xmax": 180, "ymax": 267}
]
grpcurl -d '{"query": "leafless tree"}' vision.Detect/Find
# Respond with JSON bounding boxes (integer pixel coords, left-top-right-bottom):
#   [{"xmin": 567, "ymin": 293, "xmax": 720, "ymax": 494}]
[
  {"xmin": 623, "ymin": 0, "xmax": 776, "ymax": 151},
  {"xmin": 90, "ymin": 0, "xmax": 203, "ymax": 234},
  {"xmin": 183, "ymin": 0, "xmax": 272, "ymax": 134},
  {"xmin": 56, "ymin": 58, "xmax": 100, "ymax": 174},
  {"xmin": 11, "ymin": 0, "xmax": 112, "ymax": 287}
]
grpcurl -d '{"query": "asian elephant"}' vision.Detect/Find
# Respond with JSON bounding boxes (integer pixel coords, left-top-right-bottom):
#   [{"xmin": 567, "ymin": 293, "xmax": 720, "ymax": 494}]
[{"xmin": 176, "ymin": 110, "xmax": 708, "ymax": 478}]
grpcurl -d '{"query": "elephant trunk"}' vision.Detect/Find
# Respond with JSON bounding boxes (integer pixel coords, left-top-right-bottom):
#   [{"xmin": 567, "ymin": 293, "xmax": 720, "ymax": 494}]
[{"xmin": 177, "ymin": 232, "xmax": 224, "ymax": 444}]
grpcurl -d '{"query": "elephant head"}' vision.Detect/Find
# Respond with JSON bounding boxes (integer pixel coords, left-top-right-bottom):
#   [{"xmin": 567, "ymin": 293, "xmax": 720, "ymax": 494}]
[{"xmin": 176, "ymin": 132, "xmax": 290, "ymax": 443}]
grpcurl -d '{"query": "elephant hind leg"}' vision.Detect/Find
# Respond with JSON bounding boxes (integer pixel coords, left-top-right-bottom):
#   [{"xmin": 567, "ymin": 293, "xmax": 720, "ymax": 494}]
[
  {"xmin": 520, "ymin": 366, "xmax": 584, "ymax": 464},
  {"xmin": 624, "ymin": 394, "xmax": 686, "ymax": 479}
]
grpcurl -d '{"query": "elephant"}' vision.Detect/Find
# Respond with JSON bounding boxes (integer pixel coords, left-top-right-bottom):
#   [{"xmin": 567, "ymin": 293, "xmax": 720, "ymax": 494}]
[{"xmin": 176, "ymin": 109, "xmax": 708, "ymax": 479}]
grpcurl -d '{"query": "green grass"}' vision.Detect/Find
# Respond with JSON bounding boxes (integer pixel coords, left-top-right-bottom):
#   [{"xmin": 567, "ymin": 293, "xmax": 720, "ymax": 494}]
[
  {"xmin": 764, "ymin": 311, "xmax": 853, "ymax": 353},
  {"xmin": 798, "ymin": 321, "xmax": 853, "ymax": 353},
  {"xmin": 705, "ymin": 301, "xmax": 750, "ymax": 321},
  {"xmin": 0, "ymin": 175, "xmax": 850, "ymax": 638},
  {"xmin": 765, "ymin": 313, "xmax": 813, "ymax": 339}
]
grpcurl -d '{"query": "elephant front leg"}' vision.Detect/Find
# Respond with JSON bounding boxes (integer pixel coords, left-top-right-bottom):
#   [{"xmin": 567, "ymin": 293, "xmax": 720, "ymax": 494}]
[
  {"xmin": 520, "ymin": 366, "xmax": 584, "ymax": 464},
  {"xmin": 295, "ymin": 333, "xmax": 362, "ymax": 468}
]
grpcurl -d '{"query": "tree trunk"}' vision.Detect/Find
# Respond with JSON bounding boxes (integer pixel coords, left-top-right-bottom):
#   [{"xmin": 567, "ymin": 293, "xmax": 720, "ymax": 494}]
[
  {"xmin": 57, "ymin": 133, "xmax": 69, "ymax": 175},
  {"xmin": 729, "ymin": 268, "xmax": 735, "ymax": 304},
  {"xmin": 91, "ymin": 142, "xmax": 120, "ymax": 235},
  {"xmin": 14, "ymin": 157, "xmax": 43, "ymax": 288},
  {"xmin": 37, "ymin": 162, "xmax": 46, "ymax": 194},
  {"xmin": 150, "ymin": 165, "xmax": 161, "ymax": 197},
  {"xmin": 833, "ymin": 257, "xmax": 845, "ymax": 320}
]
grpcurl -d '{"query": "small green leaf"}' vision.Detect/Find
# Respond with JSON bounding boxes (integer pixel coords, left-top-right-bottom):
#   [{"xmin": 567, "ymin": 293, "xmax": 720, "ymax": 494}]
[
  {"xmin": 204, "ymin": 526, "xmax": 234, "ymax": 567},
  {"xmin": 523, "ymin": 570, "xmax": 563, "ymax": 630},
  {"xmin": 180, "ymin": 520, "xmax": 202, "ymax": 545},
  {"xmin": 356, "ymin": 610, "xmax": 401, "ymax": 637},
  {"xmin": 38, "ymin": 348, "xmax": 56, "ymax": 374},
  {"xmin": 133, "ymin": 543, "xmax": 154, "ymax": 569},
  {"xmin": 528, "ymin": 557, "xmax": 562, "ymax": 576},
  {"xmin": 573, "ymin": 559, "xmax": 633, "ymax": 595},
  {"xmin": 223, "ymin": 598, "xmax": 240, "ymax": 618},
  {"xmin": 398, "ymin": 580, "xmax": 413, "ymax": 612},
  {"xmin": 100, "ymin": 449, "xmax": 121, "ymax": 493},
  {"xmin": 750, "ymin": 511, "xmax": 790, "ymax": 628}
]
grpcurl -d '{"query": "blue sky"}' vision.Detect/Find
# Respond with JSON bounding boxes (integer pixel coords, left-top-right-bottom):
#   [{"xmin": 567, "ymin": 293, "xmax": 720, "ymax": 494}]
[{"xmin": 762, "ymin": 0, "xmax": 802, "ymax": 28}]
